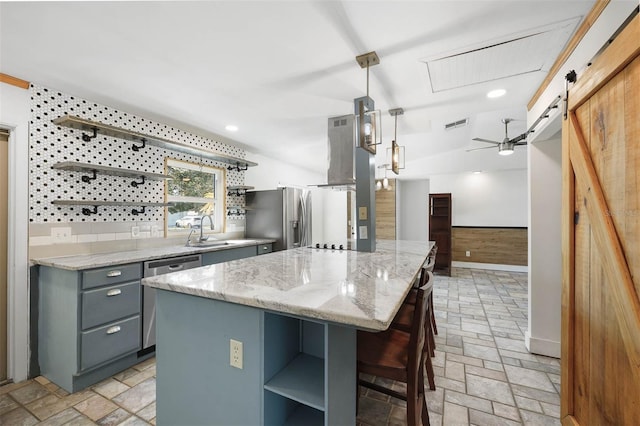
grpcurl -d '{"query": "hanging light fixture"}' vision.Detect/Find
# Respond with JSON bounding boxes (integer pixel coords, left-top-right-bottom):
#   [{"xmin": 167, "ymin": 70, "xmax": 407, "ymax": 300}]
[
  {"xmin": 375, "ymin": 164, "xmax": 391, "ymax": 191},
  {"xmin": 387, "ymin": 108, "xmax": 405, "ymax": 174},
  {"xmin": 498, "ymin": 141, "xmax": 515, "ymax": 155},
  {"xmin": 355, "ymin": 51, "xmax": 381, "ymax": 154}
]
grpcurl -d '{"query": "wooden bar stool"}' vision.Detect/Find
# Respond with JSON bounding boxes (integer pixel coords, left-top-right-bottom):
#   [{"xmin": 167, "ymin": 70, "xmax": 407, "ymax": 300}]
[
  {"xmin": 425, "ymin": 246, "xmax": 438, "ymax": 336},
  {"xmin": 390, "ymin": 269, "xmax": 436, "ymax": 390},
  {"xmin": 357, "ymin": 281, "xmax": 431, "ymax": 426}
]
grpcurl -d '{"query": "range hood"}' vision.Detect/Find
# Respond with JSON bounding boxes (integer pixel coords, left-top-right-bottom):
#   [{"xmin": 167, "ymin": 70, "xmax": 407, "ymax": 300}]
[{"xmin": 317, "ymin": 114, "xmax": 356, "ymax": 190}]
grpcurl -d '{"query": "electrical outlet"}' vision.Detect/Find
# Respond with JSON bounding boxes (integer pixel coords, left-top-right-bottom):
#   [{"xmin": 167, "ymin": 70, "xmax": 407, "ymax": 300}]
[
  {"xmin": 131, "ymin": 226, "xmax": 140, "ymax": 238},
  {"xmin": 466, "ymin": 251, "xmax": 471, "ymax": 257},
  {"xmin": 230, "ymin": 339, "xmax": 243, "ymax": 369},
  {"xmin": 51, "ymin": 227, "xmax": 73, "ymax": 244}
]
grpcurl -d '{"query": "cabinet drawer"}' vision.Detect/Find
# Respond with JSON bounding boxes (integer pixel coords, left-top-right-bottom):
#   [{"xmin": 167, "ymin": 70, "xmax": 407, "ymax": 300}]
[
  {"xmin": 82, "ymin": 263, "xmax": 141, "ymax": 289},
  {"xmin": 257, "ymin": 244, "xmax": 273, "ymax": 255},
  {"xmin": 82, "ymin": 282, "xmax": 141, "ymax": 330},
  {"xmin": 80, "ymin": 316, "xmax": 140, "ymax": 371}
]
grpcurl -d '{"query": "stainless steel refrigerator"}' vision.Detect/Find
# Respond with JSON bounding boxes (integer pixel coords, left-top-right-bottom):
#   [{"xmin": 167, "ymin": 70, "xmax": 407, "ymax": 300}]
[{"xmin": 245, "ymin": 187, "xmax": 312, "ymax": 251}]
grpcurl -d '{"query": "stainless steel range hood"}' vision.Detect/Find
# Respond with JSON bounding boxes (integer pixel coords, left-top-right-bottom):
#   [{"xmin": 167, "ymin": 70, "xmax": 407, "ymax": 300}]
[{"xmin": 317, "ymin": 114, "xmax": 356, "ymax": 190}]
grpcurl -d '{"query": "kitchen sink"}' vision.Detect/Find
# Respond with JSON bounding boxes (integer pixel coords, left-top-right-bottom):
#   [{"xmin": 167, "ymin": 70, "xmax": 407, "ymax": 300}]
[{"xmin": 190, "ymin": 241, "xmax": 230, "ymax": 247}]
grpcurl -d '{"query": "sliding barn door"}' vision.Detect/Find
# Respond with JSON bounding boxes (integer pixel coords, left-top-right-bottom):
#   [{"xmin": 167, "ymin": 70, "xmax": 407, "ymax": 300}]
[{"xmin": 561, "ymin": 14, "xmax": 640, "ymax": 425}]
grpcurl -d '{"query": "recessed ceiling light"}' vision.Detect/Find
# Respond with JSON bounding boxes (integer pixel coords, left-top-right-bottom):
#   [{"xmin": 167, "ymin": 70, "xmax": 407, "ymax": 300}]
[
  {"xmin": 487, "ymin": 89, "xmax": 506, "ymax": 98},
  {"xmin": 225, "ymin": 124, "xmax": 239, "ymax": 132},
  {"xmin": 472, "ymin": 171, "xmax": 482, "ymax": 174}
]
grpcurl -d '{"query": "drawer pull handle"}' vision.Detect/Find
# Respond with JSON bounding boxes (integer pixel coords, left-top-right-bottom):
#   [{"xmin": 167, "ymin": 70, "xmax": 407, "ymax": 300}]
[
  {"xmin": 106, "ymin": 270, "xmax": 122, "ymax": 278},
  {"xmin": 106, "ymin": 289, "xmax": 122, "ymax": 297},
  {"xmin": 106, "ymin": 326, "xmax": 121, "ymax": 335}
]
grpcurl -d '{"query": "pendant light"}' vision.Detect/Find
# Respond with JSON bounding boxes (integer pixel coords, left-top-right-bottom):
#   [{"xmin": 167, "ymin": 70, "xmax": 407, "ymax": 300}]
[
  {"xmin": 375, "ymin": 164, "xmax": 391, "ymax": 191},
  {"xmin": 355, "ymin": 51, "xmax": 381, "ymax": 154},
  {"xmin": 387, "ymin": 108, "xmax": 405, "ymax": 175}
]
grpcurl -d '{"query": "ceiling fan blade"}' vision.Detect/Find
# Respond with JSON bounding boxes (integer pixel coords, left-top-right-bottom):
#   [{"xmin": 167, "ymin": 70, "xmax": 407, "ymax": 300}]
[
  {"xmin": 466, "ymin": 146, "xmax": 495, "ymax": 152},
  {"xmin": 514, "ymin": 141, "xmax": 528, "ymax": 146},
  {"xmin": 471, "ymin": 137, "xmax": 500, "ymax": 145},
  {"xmin": 509, "ymin": 133, "xmax": 527, "ymax": 144}
]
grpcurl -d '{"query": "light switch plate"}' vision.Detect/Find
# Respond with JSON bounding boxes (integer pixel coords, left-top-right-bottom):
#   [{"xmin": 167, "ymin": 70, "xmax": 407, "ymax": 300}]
[
  {"xmin": 131, "ymin": 226, "xmax": 140, "ymax": 238},
  {"xmin": 358, "ymin": 206, "xmax": 367, "ymax": 220}
]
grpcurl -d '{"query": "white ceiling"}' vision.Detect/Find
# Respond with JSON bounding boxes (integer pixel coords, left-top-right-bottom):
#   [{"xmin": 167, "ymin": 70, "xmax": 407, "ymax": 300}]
[{"xmin": 0, "ymin": 1, "xmax": 597, "ymax": 180}]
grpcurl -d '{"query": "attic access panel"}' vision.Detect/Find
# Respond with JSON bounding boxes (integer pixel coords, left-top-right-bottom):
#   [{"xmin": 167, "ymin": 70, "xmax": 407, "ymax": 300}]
[{"xmin": 424, "ymin": 18, "xmax": 580, "ymax": 92}]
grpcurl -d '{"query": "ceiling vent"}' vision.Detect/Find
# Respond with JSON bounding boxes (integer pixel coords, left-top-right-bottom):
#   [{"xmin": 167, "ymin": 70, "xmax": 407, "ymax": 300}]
[
  {"xmin": 445, "ymin": 118, "xmax": 468, "ymax": 130},
  {"xmin": 423, "ymin": 17, "xmax": 580, "ymax": 93}
]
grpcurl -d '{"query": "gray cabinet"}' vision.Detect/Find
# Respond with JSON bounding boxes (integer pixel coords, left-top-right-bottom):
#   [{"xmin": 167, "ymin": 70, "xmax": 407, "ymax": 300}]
[
  {"xmin": 39, "ymin": 263, "xmax": 143, "ymax": 392},
  {"xmin": 201, "ymin": 245, "xmax": 260, "ymax": 265}
]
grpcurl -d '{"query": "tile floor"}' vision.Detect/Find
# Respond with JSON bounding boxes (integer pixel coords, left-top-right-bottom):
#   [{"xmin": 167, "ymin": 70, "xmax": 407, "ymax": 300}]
[{"xmin": 0, "ymin": 268, "xmax": 560, "ymax": 425}]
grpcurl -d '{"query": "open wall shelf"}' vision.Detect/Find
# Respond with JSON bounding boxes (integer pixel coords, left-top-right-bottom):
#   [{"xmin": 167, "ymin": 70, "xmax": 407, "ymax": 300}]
[
  {"xmin": 227, "ymin": 185, "xmax": 255, "ymax": 196},
  {"xmin": 52, "ymin": 200, "xmax": 172, "ymax": 216},
  {"xmin": 52, "ymin": 115, "xmax": 258, "ymax": 170},
  {"xmin": 52, "ymin": 161, "xmax": 170, "ymax": 185}
]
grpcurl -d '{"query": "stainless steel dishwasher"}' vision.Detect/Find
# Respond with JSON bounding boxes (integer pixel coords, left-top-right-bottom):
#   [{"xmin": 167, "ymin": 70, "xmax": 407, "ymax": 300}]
[{"xmin": 141, "ymin": 254, "xmax": 202, "ymax": 354}]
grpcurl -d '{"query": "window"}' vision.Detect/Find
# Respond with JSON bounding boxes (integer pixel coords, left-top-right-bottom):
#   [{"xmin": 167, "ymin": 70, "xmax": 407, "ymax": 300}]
[{"xmin": 166, "ymin": 159, "xmax": 225, "ymax": 235}]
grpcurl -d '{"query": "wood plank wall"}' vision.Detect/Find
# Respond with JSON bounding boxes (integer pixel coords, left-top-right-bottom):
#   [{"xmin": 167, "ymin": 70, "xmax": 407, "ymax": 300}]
[
  {"xmin": 452, "ymin": 227, "xmax": 528, "ymax": 266},
  {"xmin": 375, "ymin": 179, "xmax": 396, "ymax": 240}
]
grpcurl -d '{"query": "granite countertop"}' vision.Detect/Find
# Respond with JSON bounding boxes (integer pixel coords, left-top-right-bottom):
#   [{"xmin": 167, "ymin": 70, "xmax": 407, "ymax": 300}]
[
  {"xmin": 143, "ymin": 240, "xmax": 434, "ymax": 331},
  {"xmin": 31, "ymin": 239, "xmax": 275, "ymax": 270}
]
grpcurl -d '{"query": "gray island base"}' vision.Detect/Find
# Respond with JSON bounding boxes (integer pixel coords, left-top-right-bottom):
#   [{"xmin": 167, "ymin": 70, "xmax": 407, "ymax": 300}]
[{"xmin": 145, "ymin": 240, "xmax": 433, "ymax": 425}]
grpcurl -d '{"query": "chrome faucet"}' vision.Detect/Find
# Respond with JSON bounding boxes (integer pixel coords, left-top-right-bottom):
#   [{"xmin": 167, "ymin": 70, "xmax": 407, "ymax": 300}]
[
  {"xmin": 185, "ymin": 228, "xmax": 197, "ymax": 246},
  {"xmin": 199, "ymin": 214, "xmax": 214, "ymax": 242}
]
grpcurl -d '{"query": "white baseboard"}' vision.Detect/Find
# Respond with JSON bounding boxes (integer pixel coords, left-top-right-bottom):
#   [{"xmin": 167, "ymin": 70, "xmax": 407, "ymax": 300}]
[
  {"xmin": 525, "ymin": 331, "xmax": 561, "ymax": 358},
  {"xmin": 452, "ymin": 261, "xmax": 528, "ymax": 273}
]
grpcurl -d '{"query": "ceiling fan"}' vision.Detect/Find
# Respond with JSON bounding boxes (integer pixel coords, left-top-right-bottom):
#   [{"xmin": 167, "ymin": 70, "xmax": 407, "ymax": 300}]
[{"xmin": 468, "ymin": 118, "xmax": 527, "ymax": 156}]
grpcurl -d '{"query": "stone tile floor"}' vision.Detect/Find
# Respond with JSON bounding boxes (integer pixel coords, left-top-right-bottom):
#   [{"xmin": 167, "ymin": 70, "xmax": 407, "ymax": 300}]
[{"xmin": 0, "ymin": 268, "xmax": 560, "ymax": 425}]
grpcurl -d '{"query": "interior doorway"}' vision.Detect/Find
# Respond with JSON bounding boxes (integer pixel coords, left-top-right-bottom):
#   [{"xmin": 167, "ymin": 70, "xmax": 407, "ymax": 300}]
[{"xmin": 0, "ymin": 128, "xmax": 8, "ymax": 383}]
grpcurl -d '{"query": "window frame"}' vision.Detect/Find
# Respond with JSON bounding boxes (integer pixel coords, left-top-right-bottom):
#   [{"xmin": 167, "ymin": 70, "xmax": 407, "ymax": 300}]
[{"xmin": 164, "ymin": 158, "xmax": 226, "ymax": 235}]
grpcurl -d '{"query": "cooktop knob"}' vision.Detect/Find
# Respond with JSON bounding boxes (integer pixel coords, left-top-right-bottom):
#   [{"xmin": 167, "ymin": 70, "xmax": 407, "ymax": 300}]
[
  {"xmin": 323, "ymin": 244, "xmax": 328, "ymax": 249},
  {"xmin": 331, "ymin": 244, "xmax": 336, "ymax": 250},
  {"xmin": 339, "ymin": 244, "xmax": 344, "ymax": 250},
  {"xmin": 316, "ymin": 243, "xmax": 320, "ymax": 248}
]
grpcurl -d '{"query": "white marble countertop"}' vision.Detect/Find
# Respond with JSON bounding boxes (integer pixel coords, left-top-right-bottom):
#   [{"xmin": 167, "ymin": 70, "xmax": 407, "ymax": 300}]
[
  {"xmin": 143, "ymin": 240, "xmax": 434, "ymax": 331},
  {"xmin": 31, "ymin": 239, "xmax": 275, "ymax": 270}
]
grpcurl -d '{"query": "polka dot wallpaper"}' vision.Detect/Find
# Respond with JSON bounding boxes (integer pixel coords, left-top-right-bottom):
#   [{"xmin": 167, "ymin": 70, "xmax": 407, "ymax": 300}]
[{"xmin": 29, "ymin": 84, "xmax": 247, "ymax": 223}]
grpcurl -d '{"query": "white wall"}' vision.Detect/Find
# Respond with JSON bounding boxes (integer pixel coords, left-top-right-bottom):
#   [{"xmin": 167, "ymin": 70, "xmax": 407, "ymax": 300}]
[
  {"xmin": 244, "ymin": 153, "xmax": 324, "ymax": 190},
  {"xmin": 0, "ymin": 81, "xmax": 30, "ymax": 382},
  {"xmin": 397, "ymin": 179, "xmax": 430, "ymax": 241},
  {"xmin": 527, "ymin": 137, "xmax": 562, "ymax": 357},
  {"xmin": 429, "ymin": 169, "xmax": 528, "ymax": 227}
]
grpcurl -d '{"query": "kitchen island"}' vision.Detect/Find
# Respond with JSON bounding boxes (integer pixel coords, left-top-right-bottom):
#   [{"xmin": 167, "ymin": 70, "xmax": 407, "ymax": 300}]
[{"xmin": 143, "ymin": 239, "xmax": 433, "ymax": 425}]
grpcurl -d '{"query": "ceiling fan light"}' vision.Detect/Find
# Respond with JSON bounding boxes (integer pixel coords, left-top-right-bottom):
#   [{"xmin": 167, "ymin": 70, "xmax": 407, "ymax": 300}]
[{"xmin": 498, "ymin": 143, "xmax": 515, "ymax": 155}]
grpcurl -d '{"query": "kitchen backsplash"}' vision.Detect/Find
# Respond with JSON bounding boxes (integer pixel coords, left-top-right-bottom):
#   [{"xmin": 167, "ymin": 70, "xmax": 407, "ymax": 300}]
[{"xmin": 29, "ymin": 84, "xmax": 246, "ymax": 256}]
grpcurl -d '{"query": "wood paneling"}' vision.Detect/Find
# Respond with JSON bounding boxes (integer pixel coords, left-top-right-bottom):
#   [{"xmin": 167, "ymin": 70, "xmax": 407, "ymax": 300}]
[
  {"xmin": 527, "ymin": 0, "xmax": 610, "ymax": 110},
  {"xmin": 451, "ymin": 227, "xmax": 527, "ymax": 266},
  {"xmin": 562, "ymin": 13, "xmax": 640, "ymax": 425},
  {"xmin": 375, "ymin": 179, "xmax": 396, "ymax": 240},
  {"xmin": 0, "ymin": 73, "xmax": 30, "ymax": 89}
]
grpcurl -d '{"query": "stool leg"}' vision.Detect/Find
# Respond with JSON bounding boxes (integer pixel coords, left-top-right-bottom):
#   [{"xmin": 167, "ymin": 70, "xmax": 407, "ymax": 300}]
[{"xmin": 419, "ymin": 353, "xmax": 431, "ymax": 426}]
